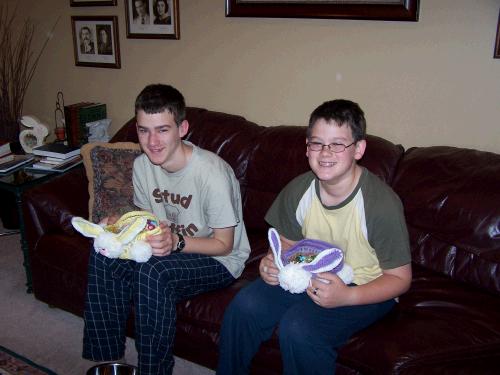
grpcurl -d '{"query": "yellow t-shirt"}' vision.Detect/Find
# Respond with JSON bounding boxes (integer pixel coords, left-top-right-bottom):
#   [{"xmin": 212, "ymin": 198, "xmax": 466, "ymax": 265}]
[{"xmin": 265, "ymin": 168, "xmax": 410, "ymax": 285}]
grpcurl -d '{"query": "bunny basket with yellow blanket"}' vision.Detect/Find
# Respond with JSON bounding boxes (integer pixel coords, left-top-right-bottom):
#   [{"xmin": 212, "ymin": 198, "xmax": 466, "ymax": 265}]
[{"xmin": 71, "ymin": 211, "xmax": 161, "ymax": 263}]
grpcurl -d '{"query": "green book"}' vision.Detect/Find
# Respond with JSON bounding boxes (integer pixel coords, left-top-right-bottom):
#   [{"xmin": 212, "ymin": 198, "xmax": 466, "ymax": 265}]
[
  {"xmin": 77, "ymin": 103, "xmax": 107, "ymax": 146},
  {"xmin": 64, "ymin": 102, "xmax": 93, "ymax": 148}
]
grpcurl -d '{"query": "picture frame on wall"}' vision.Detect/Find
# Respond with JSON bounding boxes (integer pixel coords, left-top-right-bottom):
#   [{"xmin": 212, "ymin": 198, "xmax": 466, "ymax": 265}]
[
  {"xmin": 494, "ymin": 10, "xmax": 500, "ymax": 59},
  {"xmin": 71, "ymin": 16, "xmax": 121, "ymax": 69},
  {"xmin": 70, "ymin": 0, "xmax": 117, "ymax": 6},
  {"xmin": 125, "ymin": 0, "xmax": 180, "ymax": 39},
  {"xmin": 226, "ymin": 0, "xmax": 420, "ymax": 22}
]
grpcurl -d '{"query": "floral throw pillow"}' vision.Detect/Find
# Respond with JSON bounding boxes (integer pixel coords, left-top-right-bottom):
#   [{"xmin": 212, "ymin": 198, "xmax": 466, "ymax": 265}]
[{"xmin": 81, "ymin": 142, "xmax": 142, "ymax": 223}]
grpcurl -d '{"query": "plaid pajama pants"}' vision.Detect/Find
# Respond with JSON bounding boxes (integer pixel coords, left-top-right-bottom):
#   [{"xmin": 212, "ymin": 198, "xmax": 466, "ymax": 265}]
[{"xmin": 82, "ymin": 250, "xmax": 235, "ymax": 375}]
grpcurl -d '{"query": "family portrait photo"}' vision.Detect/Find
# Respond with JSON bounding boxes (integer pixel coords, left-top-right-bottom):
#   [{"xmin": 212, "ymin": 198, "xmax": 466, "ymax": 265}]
[
  {"xmin": 126, "ymin": 0, "xmax": 180, "ymax": 39},
  {"xmin": 71, "ymin": 16, "xmax": 121, "ymax": 68}
]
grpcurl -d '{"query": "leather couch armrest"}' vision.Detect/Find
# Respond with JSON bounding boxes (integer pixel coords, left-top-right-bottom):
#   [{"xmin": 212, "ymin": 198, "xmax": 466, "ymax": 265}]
[{"xmin": 23, "ymin": 167, "xmax": 89, "ymax": 242}]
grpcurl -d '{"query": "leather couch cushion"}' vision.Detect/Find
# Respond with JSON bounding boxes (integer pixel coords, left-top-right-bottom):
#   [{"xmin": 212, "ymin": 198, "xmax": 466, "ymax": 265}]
[
  {"xmin": 338, "ymin": 263, "xmax": 500, "ymax": 373},
  {"xmin": 392, "ymin": 146, "xmax": 500, "ymax": 295}
]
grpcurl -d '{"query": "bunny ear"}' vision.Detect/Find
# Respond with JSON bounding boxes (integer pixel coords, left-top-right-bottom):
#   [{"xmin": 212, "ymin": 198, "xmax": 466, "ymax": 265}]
[
  {"xmin": 118, "ymin": 210, "xmax": 155, "ymax": 224},
  {"xmin": 268, "ymin": 228, "xmax": 284, "ymax": 269},
  {"xmin": 20, "ymin": 115, "xmax": 40, "ymax": 128},
  {"xmin": 71, "ymin": 217, "xmax": 104, "ymax": 238},
  {"xmin": 302, "ymin": 248, "xmax": 343, "ymax": 273},
  {"xmin": 115, "ymin": 217, "xmax": 147, "ymax": 245}
]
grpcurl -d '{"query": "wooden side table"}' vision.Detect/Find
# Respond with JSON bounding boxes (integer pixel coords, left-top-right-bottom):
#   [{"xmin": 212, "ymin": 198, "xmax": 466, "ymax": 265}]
[{"xmin": 0, "ymin": 164, "xmax": 80, "ymax": 293}]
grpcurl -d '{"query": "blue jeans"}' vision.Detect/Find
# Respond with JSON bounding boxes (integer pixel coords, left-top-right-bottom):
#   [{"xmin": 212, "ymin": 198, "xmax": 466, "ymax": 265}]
[{"xmin": 217, "ymin": 278, "xmax": 395, "ymax": 375}]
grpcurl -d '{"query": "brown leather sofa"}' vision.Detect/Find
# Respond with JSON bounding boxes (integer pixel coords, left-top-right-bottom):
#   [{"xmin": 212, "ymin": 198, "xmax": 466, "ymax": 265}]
[{"xmin": 23, "ymin": 107, "xmax": 500, "ymax": 374}]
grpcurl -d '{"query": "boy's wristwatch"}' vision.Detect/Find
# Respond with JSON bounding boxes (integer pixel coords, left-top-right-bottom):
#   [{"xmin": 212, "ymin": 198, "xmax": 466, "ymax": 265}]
[{"xmin": 172, "ymin": 233, "xmax": 185, "ymax": 253}]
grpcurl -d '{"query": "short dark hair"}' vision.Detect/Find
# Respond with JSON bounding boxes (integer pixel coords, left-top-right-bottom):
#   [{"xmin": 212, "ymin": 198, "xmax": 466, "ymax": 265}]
[
  {"xmin": 135, "ymin": 84, "xmax": 186, "ymax": 126},
  {"xmin": 307, "ymin": 99, "xmax": 366, "ymax": 142},
  {"xmin": 155, "ymin": 0, "xmax": 168, "ymax": 10},
  {"xmin": 154, "ymin": 0, "xmax": 169, "ymax": 17},
  {"xmin": 80, "ymin": 26, "xmax": 91, "ymax": 36}
]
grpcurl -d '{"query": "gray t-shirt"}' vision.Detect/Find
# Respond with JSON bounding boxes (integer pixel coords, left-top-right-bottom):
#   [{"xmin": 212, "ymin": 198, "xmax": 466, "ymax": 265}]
[{"xmin": 132, "ymin": 141, "xmax": 250, "ymax": 278}]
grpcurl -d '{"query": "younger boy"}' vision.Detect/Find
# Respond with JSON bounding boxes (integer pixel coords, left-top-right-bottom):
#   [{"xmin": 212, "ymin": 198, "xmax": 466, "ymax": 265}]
[
  {"xmin": 217, "ymin": 99, "xmax": 411, "ymax": 374},
  {"xmin": 83, "ymin": 84, "xmax": 250, "ymax": 375}
]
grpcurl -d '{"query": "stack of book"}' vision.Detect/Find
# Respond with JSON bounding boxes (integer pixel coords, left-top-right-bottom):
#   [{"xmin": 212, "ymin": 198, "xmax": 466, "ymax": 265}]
[
  {"xmin": 30, "ymin": 143, "xmax": 82, "ymax": 173},
  {"xmin": 64, "ymin": 102, "xmax": 107, "ymax": 147},
  {"xmin": 0, "ymin": 139, "xmax": 36, "ymax": 174}
]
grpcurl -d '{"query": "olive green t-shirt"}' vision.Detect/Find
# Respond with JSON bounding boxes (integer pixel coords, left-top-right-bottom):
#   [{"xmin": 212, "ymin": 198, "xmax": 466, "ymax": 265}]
[{"xmin": 265, "ymin": 168, "xmax": 411, "ymax": 285}]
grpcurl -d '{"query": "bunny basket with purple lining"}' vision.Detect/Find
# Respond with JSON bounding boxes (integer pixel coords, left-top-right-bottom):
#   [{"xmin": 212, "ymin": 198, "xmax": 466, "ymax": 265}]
[{"xmin": 268, "ymin": 228, "xmax": 354, "ymax": 294}]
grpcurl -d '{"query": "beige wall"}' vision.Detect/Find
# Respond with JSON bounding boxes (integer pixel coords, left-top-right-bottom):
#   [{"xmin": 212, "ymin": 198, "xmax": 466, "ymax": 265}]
[{"xmin": 11, "ymin": 0, "xmax": 500, "ymax": 153}]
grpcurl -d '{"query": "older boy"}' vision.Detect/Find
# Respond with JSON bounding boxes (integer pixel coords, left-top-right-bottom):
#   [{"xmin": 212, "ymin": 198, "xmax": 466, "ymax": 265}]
[
  {"xmin": 83, "ymin": 84, "xmax": 250, "ymax": 375},
  {"xmin": 217, "ymin": 99, "xmax": 411, "ymax": 374}
]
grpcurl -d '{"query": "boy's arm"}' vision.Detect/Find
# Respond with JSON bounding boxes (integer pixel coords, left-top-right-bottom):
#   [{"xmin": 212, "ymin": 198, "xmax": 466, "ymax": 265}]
[
  {"xmin": 174, "ymin": 226, "xmax": 235, "ymax": 256},
  {"xmin": 147, "ymin": 226, "xmax": 235, "ymax": 257},
  {"xmin": 308, "ymin": 264, "xmax": 412, "ymax": 308}
]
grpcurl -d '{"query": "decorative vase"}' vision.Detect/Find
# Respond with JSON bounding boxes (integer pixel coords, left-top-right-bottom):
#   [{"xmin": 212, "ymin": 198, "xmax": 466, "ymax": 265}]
[
  {"xmin": 0, "ymin": 119, "xmax": 20, "ymax": 143},
  {"xmin": 55, "ymin": 127, "xmax": 66, "ymax": 141}
]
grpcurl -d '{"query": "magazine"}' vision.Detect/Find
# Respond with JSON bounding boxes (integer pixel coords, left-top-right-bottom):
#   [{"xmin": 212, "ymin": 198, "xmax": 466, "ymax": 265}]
[
  {"xmin": 0, "ymin": 155, "xmax": 35, "ymax": 174},
  {"xmin": 32, "ymin": 143, "xmax": 80, "ymax": 159}
]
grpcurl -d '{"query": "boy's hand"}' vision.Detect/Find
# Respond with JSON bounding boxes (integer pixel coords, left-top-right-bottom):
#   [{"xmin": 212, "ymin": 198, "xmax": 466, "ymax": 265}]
[
  {"xmin": 307, "ymin": 272, "xmax": 351, "ymax": 308},
  {"xmin": 98, "ymin": 214, "xmax": 120, "ymax": 226},
  {"xmin": 308, "ymin": 264, "xmax": 412, "ymax": 308},
  {"xmin": 259, "ymin": 252, "xmax": 280, "ymax": 285},
  {"xmin": 146, "ymin": 221, "xmax": 174, "ymax": 256}
]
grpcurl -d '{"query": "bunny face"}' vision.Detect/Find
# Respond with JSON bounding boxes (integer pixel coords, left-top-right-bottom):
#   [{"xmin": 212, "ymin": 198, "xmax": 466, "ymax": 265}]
[
  {"xmin": 94, "ymin": 231, "xmax": 123, "ymax": 258},
  {"xmin": 268, "ymin": 228, "xmax": 353, "ymax": 293}
]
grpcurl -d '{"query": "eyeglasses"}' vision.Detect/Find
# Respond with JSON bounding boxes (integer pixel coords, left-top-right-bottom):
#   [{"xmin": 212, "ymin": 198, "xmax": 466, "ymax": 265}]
[{"xmin": 307, "ymin": 141, "xmax": 356, "ymax": 153}]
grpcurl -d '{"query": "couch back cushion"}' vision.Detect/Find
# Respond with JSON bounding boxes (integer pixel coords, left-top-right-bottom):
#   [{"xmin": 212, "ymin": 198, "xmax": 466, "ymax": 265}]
[
  {"xmin": 183, "ymin": 109, "xmax": 267, "ymax": 234},
  {"xmin": 111, "ymin": 107, "xmax": 405, "ymax": 235},
  {"xmin": 243, "ymin": 127, "xmax": 405, "ymax": 233},
  {"xmin": 183, "ymin": 108, "xmax": 263, "ymax": 180},
  {"xmin": 392, "ymin": 146, "xmax": 500, "ymax": 295},
  {"xmin": 111, "ymin": 117, "xmax": 138, "ymax": 143}
]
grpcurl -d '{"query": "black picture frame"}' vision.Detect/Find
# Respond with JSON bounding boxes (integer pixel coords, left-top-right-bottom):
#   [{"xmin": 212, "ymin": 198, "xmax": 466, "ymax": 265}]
[
  {"xmin": 125, "ymin": 0, "xmax": 180, "ymax": 39},
  {"xmin": 70, "ymin": 0, "xmax": 117, "ymax": 6},
  {"xmin": 71, "ymin": 16, "xmax": 121, "ymax": 69},
  {"xmin": 226, "ymin": 0, "xmax": 420, "ymax": 22},
  {"xmin": 494, "ymin": 10, "xmax": 500, "ymax": 59}
]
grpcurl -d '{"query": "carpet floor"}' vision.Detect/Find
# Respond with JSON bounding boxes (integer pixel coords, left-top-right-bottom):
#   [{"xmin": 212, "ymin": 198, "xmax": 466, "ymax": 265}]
[
  {"xmin": 0, "ymin": 221, "xmax": 214, "ymax": 375},
  {"xmin": 0, "ymin": 345, "xmax": 57, "ymax": 375}
]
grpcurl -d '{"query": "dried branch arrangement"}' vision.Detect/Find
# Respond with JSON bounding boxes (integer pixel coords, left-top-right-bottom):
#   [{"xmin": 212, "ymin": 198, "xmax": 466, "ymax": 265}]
[{"xmin": 0, "ymin": 5, "xmax": 58, "ymax": 142}]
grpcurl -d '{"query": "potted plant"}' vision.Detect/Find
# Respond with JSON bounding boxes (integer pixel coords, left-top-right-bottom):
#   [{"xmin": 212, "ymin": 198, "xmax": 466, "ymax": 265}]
[
  {"xmin": 0, "ymin": 5, "xmax": 58, "ymax": 143},
  {"xmin": 0, "ymin": 5, "xmax": 58, "ymax": 229}
]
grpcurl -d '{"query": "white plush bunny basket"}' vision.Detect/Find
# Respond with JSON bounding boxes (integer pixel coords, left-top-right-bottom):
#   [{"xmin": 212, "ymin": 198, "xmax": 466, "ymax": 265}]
[
  {"xmin": 268, "ymin": 228, "xmax": 353, "ymax": 294},
  {"xmin": 71, "ymin": 211, "xmax": 161, "ymax": 263}
]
